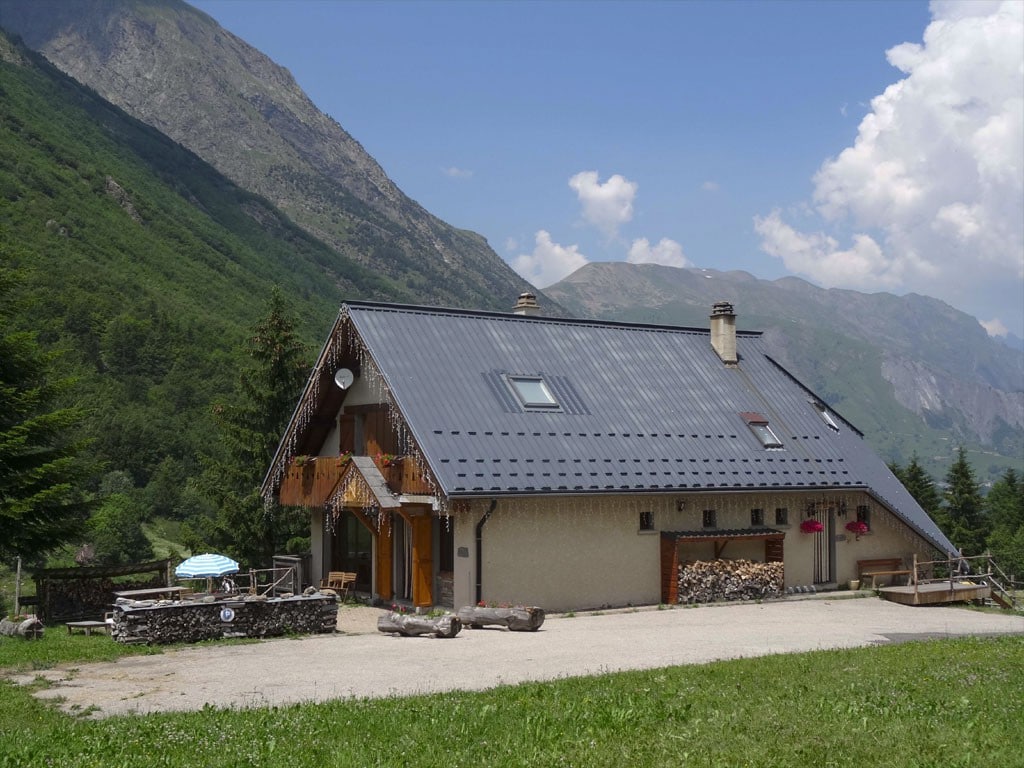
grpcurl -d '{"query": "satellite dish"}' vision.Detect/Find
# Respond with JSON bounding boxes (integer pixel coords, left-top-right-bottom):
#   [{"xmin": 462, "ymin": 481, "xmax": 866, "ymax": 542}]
[{"xmin": 334, "ymin": 368, "xmax": 355, "ymax": 390}]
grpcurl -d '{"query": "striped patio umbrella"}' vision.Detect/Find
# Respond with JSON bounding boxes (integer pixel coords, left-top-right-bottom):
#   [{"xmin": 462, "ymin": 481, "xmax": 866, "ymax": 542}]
[{"xmin": 174, "ymin": 553, "xmax": 240, "ymax": 579}]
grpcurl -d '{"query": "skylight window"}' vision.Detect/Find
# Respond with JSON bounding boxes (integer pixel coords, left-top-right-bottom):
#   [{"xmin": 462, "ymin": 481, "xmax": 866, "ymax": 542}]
[
  {"xmin": 813, "ymin": 401, "xmax": 840, "ymax": 432},
  {"xmin": 740, "ymin": 412, "xmax": 783, "ymax": 449},
  {"xmin": 507, "ymin": 375, "xmax": 560, "ymax": 410}
]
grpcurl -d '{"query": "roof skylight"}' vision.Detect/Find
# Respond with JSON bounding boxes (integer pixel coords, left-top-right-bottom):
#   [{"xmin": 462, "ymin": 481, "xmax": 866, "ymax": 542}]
[
  {"xmin": 740, "ymin": 412, "xmax": 784, "ymax": 449},
  {"xmin": 507, "ymin": 375, "xmax": 560, "ymax": 410}
]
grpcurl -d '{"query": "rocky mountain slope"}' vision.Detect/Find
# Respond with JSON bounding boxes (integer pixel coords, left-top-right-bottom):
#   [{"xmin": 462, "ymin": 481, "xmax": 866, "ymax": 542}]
[
  {"xmin": 0, "ymin": 0, "xmax": 540, "ymax": 310},
  {"xmin": 547, "ymin": 263, "xmax": 1024, "ymax": 480}
]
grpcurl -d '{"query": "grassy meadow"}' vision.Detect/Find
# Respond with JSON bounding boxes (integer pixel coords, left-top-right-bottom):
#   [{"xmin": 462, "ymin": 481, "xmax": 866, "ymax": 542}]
[{"xmin": 0, "ymin": 632, "xmax": 1021, "ymax": 767}]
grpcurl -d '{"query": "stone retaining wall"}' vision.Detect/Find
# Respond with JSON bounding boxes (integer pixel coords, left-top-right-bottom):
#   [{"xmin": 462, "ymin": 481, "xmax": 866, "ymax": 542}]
[{"xmin": 111, "ymin": 594, "xmax": 338, "ymax": 645}]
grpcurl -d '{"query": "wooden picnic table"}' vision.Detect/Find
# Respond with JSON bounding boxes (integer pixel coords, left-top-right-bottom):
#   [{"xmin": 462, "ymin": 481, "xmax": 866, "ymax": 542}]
[{"xmin": 66, "ymin": 620, "xmax": 109, "ymax": 636}]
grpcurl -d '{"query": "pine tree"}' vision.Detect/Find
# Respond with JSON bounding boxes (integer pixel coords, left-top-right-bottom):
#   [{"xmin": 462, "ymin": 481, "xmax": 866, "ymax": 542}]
[
  {"xmin": 892, "ymin": 454, "xmax": 943, "ymax": 519},
  {"xmin": 942, "ymin": 447, "xmax": 988, "ymax": 556},
  {"xmin": 985, "ymin": 469, "xmax": 1024, "ymax": 577},
  {"xmin": 196, "ymin": 288, "xmax": 309, "ymax": 567},
  {"xmin": 0, "ymin": 262, "xmax": 96, "ymax": 559}
]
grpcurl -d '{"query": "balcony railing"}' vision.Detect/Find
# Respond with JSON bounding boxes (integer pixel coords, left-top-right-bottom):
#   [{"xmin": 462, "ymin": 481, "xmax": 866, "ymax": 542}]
[{"xmin": 278, "ymin": 455, "xmax": 432, "ymax": 508}]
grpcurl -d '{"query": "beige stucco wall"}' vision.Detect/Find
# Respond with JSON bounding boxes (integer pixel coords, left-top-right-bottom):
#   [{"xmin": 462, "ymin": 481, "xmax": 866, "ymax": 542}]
[{"xmin": 449, "ymin": 491, "xmax": 942, "ymax": 611}]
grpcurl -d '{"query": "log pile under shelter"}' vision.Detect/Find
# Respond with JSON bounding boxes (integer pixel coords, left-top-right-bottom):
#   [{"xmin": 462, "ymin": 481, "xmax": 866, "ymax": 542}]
[{"xmin": 677, "ymin": 559, "xmax": 784, "ymax": 604}]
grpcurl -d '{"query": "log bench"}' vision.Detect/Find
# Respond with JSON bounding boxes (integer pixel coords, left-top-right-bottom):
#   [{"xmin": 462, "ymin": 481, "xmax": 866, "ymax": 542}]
[
  {"xmin": 66, "ymin": 620, "xmax": 110, "ymax": 636},
  {"xmin": 857, "ymin": 558, "xmax": 911, "ymax": 588}
]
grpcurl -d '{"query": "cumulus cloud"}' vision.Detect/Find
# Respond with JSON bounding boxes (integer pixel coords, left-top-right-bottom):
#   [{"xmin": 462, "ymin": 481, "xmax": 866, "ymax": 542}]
[
  {"xmin": 627, "ymin": 238, "xmax": 690, "ymax": 268},
  {"xmin": 701, "ymin": 180, "xmax": 720, "ymax": 192},
  {"xmin": 980, "ymin": 317, "xmax": 1008, "ymax": 337},
  {"xmin": 510, "ymin": 230, "xmax": 589, "ymax": 288},
  {"xmin": 442, "ymin": 166, "xmax": 473, "ymax": 179},
  {"xmin": 569, "ymin": 171, "xmax": 638, "ymax": 238},
  {"xmin": 755, "ymin": 0, "xmax": 1024, "ymax": 336}
]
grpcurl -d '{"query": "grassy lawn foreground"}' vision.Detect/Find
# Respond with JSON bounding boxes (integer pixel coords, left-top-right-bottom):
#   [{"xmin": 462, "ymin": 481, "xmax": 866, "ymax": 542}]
[{"xmin": 0, "ymin": 634, "xmax": 1021, "ymax": 767}]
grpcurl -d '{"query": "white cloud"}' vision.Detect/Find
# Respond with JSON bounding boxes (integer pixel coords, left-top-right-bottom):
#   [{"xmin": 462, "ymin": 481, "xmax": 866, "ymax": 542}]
[
  {"xmin": 756, "ymin": 0, "xmax": 1024, "ymax": 333},
  {"xmin": 510, "ymin": 230, "xmax": 589, "ymax": 288},
  {"xmin": 701, "ymin": 180, "xmax": 720, "ymax": 192},
  {"xmin": 980, "ymin": 317, "xmax": 1008, "ymax": 337},
  {"xmin": 568, "ymin": 170, "xmax": 637, "ymax": 238},
  {"xmin": 627, "ymin": 238, "xmax": 690, "ymax": 268},
  {"xmin": 442, "ymin": 166, "xmax": 473, "ymax": 179}
]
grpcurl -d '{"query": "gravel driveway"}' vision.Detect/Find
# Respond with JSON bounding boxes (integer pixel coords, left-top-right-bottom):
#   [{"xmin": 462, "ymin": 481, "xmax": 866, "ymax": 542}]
[{"xmin": 12, "ymin": 596, "xmax": 1023, "ymax": 718}]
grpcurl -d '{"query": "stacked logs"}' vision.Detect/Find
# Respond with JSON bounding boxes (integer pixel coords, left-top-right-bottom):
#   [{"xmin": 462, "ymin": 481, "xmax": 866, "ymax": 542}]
[
  {"xmin": 111, "ymin": 594, "xmax": 338, "ymax": 645},
  {"xmin": 677, "ymin": 559, "xmax": 784, "ymax": 604}
]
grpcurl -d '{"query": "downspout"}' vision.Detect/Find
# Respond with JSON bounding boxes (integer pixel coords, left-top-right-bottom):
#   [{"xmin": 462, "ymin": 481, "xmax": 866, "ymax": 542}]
[{"xmin": 475, "ymin": 499, "xmax": 497, "ymax": 605}]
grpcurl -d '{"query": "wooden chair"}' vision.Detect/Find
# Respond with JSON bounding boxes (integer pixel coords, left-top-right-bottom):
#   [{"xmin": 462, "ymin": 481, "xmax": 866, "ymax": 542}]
[{"xmin": 319, "ymin": 571, "xmax": 357, "ymax": 598}]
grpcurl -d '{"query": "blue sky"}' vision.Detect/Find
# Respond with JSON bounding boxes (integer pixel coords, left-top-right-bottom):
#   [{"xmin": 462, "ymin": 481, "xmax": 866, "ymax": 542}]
[{"xmin": 190, "ymin": 0, "xmax": 1023, "ymax": 338}]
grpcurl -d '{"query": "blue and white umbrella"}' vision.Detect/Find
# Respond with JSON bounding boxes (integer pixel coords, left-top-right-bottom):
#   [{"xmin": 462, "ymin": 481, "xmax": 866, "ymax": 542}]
[{"xmin": 174, "ymin": 553, "xmax": 240, "ymax": 579}]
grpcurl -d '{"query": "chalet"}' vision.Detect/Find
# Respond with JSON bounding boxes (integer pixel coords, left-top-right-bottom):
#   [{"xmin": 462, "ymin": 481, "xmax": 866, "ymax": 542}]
[{"xmin": 261, "ymin": 296, "xmax": 956, "ymax": 611}]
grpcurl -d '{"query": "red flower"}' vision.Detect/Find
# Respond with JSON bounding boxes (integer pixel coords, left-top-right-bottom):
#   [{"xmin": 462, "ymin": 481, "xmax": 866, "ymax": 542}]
[
  {"xmin": 845, "ymin": 520, "xmax": 869, "ymax": 536},
  {"xmin": 800, "ymin": 519, "xmax": 824, "ymax": 534}
]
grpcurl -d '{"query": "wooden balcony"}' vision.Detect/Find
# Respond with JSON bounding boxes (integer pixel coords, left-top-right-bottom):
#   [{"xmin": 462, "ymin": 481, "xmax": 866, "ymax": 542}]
[
  {"xmin": 278, "ymin": 455, "xmax": 432, "ymax": 508},
  {"xmin": 278, "ymin": 456, "xmax": 349, "ymax": 508},
  {"xmin": 373, "ymin": 455, "xmax": 433, "ymax": 496}
]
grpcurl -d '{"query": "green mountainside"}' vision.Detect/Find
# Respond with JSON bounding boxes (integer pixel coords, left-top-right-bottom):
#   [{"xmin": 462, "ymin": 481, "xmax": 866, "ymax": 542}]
[
  {"xmin": 546, "ymin": 263, "xmax": 1024, "ymax": 483},
  {"xmin": 0, "ymin": 30, "xmax": 413, "ymax": 534},
  {"xmin": 0, "ymin": 0, "xmax": 540, "ymax": 311}
]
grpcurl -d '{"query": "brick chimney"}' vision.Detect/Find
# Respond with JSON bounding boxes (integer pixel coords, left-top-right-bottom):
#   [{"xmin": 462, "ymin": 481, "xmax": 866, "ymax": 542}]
[
  {"xmin": 513, "ymin": 292, "xmax": 541, "ymax": 316},
  {"xmin": 710, "ymin": 301, "xmax": 737, "ymax": 365}
]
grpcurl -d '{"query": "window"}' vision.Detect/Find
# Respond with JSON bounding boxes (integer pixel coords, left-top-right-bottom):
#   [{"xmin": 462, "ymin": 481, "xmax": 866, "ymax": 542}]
[
  {"xmin": 507, "ymin": 375, "xmax": 560, "ymax": 410},
  {"xmin": 751, "ymin": 508, "xmax": 764, "ymax": 526},
  {"xmin": 740, "ymin": 412, "xmax": 783, "ymax": 449},
  {"xmin": 639, "ymin": 511, "xmax": 654, "ymax": 531},
  {"xmin": 813, "ymin": 400, "xmax": 840, "ymax": 432},
  {"xmin": 702, "ymin": 509, "xmax": 717, "ymax": 528},
  {"xmin": 856, "ymin": 505, "xmax": 871, "ymax": 531},
  {"xmin": 775, "ymin": 508, "xmax": 789, "ymax": 526}
]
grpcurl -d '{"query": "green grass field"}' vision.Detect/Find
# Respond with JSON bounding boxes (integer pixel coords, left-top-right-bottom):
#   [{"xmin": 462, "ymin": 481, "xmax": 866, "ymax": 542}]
[{"xmin": 1, "ymin": 632, "xmax": 1021, "ymax": 767}]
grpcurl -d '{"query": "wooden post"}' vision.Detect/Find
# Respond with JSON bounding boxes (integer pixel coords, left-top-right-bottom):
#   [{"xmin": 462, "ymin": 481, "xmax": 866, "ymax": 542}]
[
  {"xmin": 411, "ymin": 515, "xmax": 433, "ymax": 608},
  {"xmin": 377, "ymin": 515, "xmax": 393, "ymax": 601},
  {"xmin": 912, "ymin": 553, "xmax": 918, "ymax": 598}
]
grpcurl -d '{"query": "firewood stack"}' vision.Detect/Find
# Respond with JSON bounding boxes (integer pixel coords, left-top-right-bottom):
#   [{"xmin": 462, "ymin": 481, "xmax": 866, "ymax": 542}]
[
  {"xmin": 677, "ymin": 559, "xmax": 784, "ymax": 604},
  {"xmin": 111, "ymin": 595, "xmax": 338, "ymax": 644}
]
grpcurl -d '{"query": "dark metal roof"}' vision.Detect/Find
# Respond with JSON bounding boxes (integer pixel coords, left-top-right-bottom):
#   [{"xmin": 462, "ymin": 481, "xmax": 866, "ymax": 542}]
[{"xmin": 301, "ymin": 301, "xmax": 955, "ymax": 554}]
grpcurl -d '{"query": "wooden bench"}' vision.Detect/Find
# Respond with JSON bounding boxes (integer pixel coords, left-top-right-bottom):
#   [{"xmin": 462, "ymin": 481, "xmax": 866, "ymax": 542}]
[
  {"xmin": 66, "ymin": 620, "xmax": 109, "ymax": 637},
  {"xmin": 319, "ymin": 571, "xmax": 356, "ymax": 598},
  {"xmin": 857, "ymin": 558, "xmax": 911, "ymax": 588}
]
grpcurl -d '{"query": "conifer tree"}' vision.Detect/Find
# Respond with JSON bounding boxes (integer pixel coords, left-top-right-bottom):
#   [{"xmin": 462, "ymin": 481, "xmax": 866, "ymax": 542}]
[
  {"xmin": 897, "ymin": 454, "xmax": 943, "ymax": 519},
  {"xmin": 0, "ymin": 262, "xmax": 96, "ymax": 559},
  {"xmin": 942, "ymin": 447, "xmax": 988, "ymax": 556},
  {"xmin": 985, "ymin": 469, "xmax": 1024, "ymax": 577},
  {"xmin": 195, "ymin": 288, "xmax": 309, "ymax": 567}
]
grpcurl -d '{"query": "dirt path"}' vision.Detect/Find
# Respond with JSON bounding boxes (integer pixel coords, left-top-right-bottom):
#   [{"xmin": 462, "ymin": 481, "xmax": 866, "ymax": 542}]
[{"xmin": 9, "ymin": 598, "xmax": 1023, "ymax": 718}]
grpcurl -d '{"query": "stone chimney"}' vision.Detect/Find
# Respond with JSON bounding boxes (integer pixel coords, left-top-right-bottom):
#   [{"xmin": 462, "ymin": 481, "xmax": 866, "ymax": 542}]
[
  {"xmin": 710, "ymin": 301, "xmax": 737, "ymax": 365},
  {"xmin": 513, "ymin": 292, "xmax": 541, "ymax": 316}
]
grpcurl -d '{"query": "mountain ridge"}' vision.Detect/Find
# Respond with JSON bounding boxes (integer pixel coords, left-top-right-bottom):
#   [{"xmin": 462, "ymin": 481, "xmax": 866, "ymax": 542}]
[
  {"xmin": 0, "ymin": 0, "xmax": 544, "ymax": 311},
  {"xmin": 547, "ymin": 262, "xmax": 1024, "ymax": 480}
]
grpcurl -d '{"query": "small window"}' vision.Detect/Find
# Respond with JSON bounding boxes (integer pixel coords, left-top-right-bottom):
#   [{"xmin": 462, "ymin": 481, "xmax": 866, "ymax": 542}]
[
  {"xmin": 740, "ymin": 412, "xmax": 783, "ymax": 449},
  {"xmin": 702, "ymin": 509, "xmax": 717, "ymax": 528},
  {"xmin": 639, "ymin": 511, "xmax": 654, "ymax": 531},
  {"xmin": 775, "ymin": 508, "xmax": 789, "ymax": 526},
  {"xmin": 507, "ymin": 375, "xmax": 560, "ymax": 410},
  {"xmin": 856, "ymin": 505, "xmax": 871, "ymax": 531},
  {"xmin": 813, "ymin": 400, "xmax": 840, "ymax": 432},
  {"xmin": 751, "ymin": 508, "xmax": 764, "ymax": 527}
]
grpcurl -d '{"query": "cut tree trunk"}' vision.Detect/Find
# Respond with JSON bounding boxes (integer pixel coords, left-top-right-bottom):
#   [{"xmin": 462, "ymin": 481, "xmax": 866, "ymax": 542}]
[
  {"xmin": 0, "ymin": 616, "xmax": 44, "ymax": 639},
  {"xmin": 456, "ymin": 605, "xmax": 545, "ymax": 631},
  {"xmin": 376, "ymin": 612, "xmax": 462, "ymax": 638}
]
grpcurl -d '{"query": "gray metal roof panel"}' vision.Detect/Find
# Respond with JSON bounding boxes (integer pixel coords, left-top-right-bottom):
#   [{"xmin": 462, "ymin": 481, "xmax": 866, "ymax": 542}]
[{"xmin": 343, "ymin": 303, "xmax": 955, "ymax": 552}]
